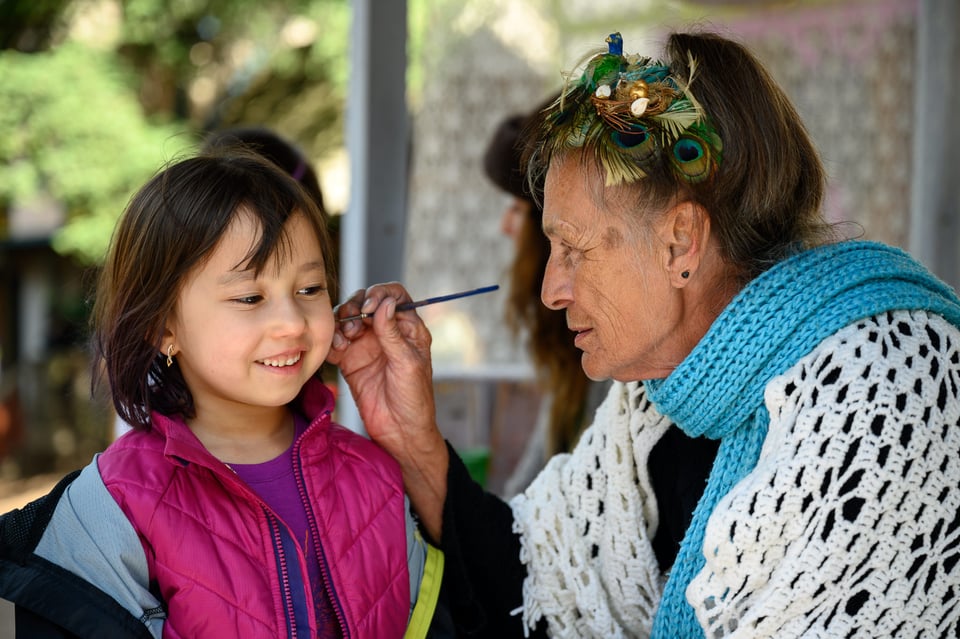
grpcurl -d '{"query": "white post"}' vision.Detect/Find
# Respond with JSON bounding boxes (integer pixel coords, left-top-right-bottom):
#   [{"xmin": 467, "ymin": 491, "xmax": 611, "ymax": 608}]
[
  {"xmin": 908, "ymin": 0, "xmax": 960, "ymax": 288},
  {"xmin": 338, "ymin": 0, "xmax": 409, "ymax": 434}
]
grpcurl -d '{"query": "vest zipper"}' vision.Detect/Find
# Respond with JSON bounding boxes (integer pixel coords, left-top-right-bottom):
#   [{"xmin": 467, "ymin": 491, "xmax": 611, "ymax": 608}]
[
  {"xmin": 266, "ymin": 507, "xmax": 301, "ymax": 639},
  {"xmin": 293, "ymin": 432, "xmax": 350, "ymax": 639}
]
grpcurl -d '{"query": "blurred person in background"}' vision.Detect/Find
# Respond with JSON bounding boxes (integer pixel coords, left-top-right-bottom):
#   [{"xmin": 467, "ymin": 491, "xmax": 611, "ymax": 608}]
[{"xmin": 481, "ymin": 99, "xmax": 610, "ymax": 497}]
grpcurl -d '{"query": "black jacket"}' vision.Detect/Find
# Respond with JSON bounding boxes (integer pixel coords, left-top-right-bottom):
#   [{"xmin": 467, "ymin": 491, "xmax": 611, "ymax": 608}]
[{"xmin": 0, "ymin": 469, "xmax": 159, "ymax": 639}]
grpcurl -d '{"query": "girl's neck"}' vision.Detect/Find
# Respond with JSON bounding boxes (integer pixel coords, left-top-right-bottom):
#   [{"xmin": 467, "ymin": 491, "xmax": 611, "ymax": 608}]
[{"xmin": 188, "ymin": 405, "xmax": 296, "ymax": 465}]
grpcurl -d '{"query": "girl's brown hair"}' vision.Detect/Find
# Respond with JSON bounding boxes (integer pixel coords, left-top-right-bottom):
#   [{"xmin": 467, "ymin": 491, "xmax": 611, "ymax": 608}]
[{"xmin": 91, "ymin": 150, "xmax": 335, "ymax": 430}]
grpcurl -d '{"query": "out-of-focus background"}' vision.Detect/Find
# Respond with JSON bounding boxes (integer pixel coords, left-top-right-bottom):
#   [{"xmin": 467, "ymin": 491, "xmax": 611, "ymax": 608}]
[{"xmin": 1, "ymin": 0, "xmax": 956, "ymax": 509}]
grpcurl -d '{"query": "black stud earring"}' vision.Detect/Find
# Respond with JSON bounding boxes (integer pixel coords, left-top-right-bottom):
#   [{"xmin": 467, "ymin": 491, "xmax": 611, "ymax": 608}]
[{"xmin": 681, "ymin": 271, "xmax": 690, "ymax": 279}]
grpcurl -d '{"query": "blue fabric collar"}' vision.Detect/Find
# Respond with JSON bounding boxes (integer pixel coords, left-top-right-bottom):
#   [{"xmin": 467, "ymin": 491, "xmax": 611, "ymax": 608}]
[{"xmin": 644, "ymin": 240, "xmax": 960, "ymax": 637}]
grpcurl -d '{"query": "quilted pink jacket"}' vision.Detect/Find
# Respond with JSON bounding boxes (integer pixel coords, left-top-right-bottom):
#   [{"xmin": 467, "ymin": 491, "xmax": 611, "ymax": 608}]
[{"xmin": 98, "ymin": 378, "xmax": 411, "ymax": 638}]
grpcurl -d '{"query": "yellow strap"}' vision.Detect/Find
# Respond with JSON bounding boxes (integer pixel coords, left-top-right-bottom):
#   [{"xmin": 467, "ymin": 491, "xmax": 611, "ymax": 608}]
[{"xmin": 403, "ymin": 542, "xmax": 445, "ymax": 639}]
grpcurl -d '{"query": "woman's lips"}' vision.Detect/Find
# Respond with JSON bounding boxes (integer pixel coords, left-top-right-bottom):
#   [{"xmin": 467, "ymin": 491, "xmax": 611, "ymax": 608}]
[{"xmin": 572, "ymin": 328, "xmax": 591, "ymax": 347}]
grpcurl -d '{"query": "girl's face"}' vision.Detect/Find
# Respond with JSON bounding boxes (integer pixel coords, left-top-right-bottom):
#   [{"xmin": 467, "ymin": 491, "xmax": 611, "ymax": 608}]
[{"xmin": 166, "ymin": 209, "xmax": 334, "ymax": 425}]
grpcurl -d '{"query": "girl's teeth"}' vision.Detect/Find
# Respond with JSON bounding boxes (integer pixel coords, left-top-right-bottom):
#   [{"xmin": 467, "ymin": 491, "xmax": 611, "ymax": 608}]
[{"xmin": 262, "ymin": 354, "xmax": 301, "ymax": 367}]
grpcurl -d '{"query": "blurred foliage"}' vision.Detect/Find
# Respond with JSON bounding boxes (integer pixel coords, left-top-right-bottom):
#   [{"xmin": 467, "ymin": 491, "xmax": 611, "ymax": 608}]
[
  {"xmin": 0, "ymin": 1, "xmax": 70, "ymax": 51},
  {"xmin": 0, "ymin": 43, "xmax": 193, "ymax": 263},
  {"xmin": 0, "ymin": 0, "xmax": 350, "ymax": 264}
]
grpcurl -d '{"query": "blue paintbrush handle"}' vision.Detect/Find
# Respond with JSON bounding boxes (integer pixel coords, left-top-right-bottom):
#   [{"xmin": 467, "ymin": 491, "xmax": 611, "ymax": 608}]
[
  {"xmin": 395, "ymin": 284, "xmax": 500, "ymax": 311},
  {"xmin": 338, "ymin": 284, "xmax": 499, "ymax": 322}
]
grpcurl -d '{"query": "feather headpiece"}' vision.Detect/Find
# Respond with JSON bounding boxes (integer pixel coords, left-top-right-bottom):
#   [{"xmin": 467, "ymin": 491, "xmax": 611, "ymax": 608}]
[{"xmin": 541, "ymin": 32, "xmax": 723, "ymax": 186}]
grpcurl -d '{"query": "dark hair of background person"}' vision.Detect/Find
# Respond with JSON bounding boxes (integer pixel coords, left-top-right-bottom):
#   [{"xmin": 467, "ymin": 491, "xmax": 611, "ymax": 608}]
[
  {"xmin": 527, "ymin": 32, "xmax": 836, "ymax": 287},
  {"xmin": 91, "ymin": 151, "xmax": 335, "ymax": 431},
  {"xmin": 483, "ymin": 93, "xmax": 592, "ymax": 456},
  {"xmin": 203, "ymin": 126, "xmax": 327, "ymax": 218}
]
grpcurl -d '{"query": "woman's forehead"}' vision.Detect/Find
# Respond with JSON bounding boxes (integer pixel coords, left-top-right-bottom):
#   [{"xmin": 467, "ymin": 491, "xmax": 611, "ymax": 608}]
[{"xmin": 545, "ymin": 158, "xmax": 638, "ymax": 218}]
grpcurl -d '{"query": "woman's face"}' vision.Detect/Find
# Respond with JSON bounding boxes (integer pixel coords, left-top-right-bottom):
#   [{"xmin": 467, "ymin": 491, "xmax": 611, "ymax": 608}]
[{"xmin": 540, "ymin": 157, "xmax": 686, "ymax": 381}]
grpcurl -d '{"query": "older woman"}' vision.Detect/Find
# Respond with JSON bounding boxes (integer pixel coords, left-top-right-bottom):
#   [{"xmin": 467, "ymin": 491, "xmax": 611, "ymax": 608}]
[{"xmin": 330, "ymin": 30, "xmax": 960, "ymax": 638}]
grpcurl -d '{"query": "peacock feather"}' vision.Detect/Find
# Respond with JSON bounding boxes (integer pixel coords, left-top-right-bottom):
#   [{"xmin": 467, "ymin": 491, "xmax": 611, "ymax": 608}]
[{"xmin": 541, "ymin": 33, "xmax": 723, "ymax": 186}]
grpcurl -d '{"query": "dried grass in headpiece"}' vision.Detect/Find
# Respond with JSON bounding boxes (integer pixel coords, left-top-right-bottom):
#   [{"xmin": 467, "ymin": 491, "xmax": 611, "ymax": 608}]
[{"xmin": 541, "ymin": 32, "xmax": 723, "ymax": 186}]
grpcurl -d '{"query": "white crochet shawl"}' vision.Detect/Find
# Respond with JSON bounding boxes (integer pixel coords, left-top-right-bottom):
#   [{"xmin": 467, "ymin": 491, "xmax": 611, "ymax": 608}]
[{"xmin": 511, "ymin": 310, "xmax": 960, "ymax": 638}]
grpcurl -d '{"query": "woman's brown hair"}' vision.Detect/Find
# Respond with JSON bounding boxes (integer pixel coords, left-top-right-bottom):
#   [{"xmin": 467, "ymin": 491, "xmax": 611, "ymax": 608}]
[
  {"xmin": 91, "ymin": 150, "xmax": 335, "ymax": 430},
  {"xmin": 530, "ymin": 30, "xmax": 834, "ymax": 284}
]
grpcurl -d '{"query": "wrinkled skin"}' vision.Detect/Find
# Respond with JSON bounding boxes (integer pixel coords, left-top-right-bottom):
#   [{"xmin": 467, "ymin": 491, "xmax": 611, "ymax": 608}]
[{"xmin": 327, "ymin": 283, "xmax": 448, "ymax": 538}]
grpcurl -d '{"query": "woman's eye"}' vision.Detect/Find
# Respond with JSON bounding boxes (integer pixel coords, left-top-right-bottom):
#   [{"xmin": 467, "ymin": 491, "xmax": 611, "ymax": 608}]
[{"xmin": 558, "ymin": 241, "xmax": 577, "ymax": 258}]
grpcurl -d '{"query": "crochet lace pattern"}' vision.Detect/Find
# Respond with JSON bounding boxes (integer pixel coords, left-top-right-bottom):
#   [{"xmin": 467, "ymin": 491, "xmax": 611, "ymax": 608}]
[
  {"xmin": 513, "ymin": 310, "xmax": 960, "ymax": 637},
  {"xmin": 512, "ymin": 382, "xmax": 668, "ymax": 637},
  {"xmin": 690, "ymin": 310, "xmax": 960, "ymax": 637}
]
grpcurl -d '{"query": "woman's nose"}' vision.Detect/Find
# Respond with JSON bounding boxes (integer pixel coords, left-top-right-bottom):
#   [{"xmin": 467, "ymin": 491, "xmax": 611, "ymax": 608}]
[{"xmin": 541, "ymin": 257, "xmax": 570, "ymax": 311}]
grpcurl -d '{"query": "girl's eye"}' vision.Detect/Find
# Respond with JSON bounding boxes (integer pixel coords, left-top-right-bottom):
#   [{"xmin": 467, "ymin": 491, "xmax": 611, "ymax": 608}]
[
  {"xmin": 298, "ymin": 285, "xmax": 327, "ymax": 297},
  {"xmin": 234, "ymin": 295, "xmax": 263, "ymax": 305}
]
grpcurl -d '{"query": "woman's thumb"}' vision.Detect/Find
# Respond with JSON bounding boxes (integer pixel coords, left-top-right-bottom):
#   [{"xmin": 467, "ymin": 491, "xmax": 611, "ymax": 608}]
[{"xmin": 372, "ymin": 299, "xmax": 408, "ymax": 355}]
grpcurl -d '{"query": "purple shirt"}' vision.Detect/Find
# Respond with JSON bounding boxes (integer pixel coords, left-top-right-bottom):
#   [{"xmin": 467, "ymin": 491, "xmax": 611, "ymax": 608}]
[{"xmin": 232, "ymin": 414, "xmax": 342, "ymax": 638}]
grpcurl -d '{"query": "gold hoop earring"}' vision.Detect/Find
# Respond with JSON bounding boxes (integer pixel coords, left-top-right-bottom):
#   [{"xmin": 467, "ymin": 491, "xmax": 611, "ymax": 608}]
[{"xmin": 166, "ymin": 344, "xmax": 174, "ymax": 367}]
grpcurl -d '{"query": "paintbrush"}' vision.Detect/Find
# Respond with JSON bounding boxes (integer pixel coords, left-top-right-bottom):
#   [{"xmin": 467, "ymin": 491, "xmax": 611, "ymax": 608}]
[{"xmin": 337, "ymin": 284, "xmax": 500, "ymax": 322}]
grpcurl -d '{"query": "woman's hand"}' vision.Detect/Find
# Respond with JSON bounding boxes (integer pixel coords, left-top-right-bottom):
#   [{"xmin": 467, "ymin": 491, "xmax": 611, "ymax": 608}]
[{"xmin": 328, "ymin": 282, "xmax": 448, "ymax": 539}]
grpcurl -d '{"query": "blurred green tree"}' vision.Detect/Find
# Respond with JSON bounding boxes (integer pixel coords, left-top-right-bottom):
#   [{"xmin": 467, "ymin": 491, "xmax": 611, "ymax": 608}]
[
  {"xmin": 0, "ymin": 43, "xmax": 190, "ymax": 263},
  {"xmin": 0, "ymin": 0, "xmax": 350, "ymax": 264}
]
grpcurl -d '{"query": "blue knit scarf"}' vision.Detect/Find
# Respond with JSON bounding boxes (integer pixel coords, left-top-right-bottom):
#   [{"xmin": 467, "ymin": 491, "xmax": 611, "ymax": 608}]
[{"xmin": 644, "ymin": 240, "xmax": 960, "ymax": 638}]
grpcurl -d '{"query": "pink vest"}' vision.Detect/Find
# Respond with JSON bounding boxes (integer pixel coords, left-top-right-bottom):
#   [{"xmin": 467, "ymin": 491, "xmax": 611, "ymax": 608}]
[{"xmin": 98, "ymin": 379, "xmax": 410, "ymax": 638}]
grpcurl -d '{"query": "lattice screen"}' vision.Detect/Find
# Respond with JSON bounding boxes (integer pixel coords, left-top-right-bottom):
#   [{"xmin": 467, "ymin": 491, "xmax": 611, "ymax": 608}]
[{"xmin": 404, "ymin": 0, "xmax": 918, "ymax": 370}]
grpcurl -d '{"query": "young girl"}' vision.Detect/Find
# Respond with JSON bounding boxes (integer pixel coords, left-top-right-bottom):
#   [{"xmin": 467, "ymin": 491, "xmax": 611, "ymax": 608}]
[{"xmin": 0, "ymin": 151, "xmax": 443, "ymax": 638}]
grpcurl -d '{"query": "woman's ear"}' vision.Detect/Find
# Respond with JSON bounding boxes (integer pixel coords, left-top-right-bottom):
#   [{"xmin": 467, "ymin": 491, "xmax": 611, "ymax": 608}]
[{"xmin": 660, "ymin": 201, "xmax": 710, "ymax": 287}]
